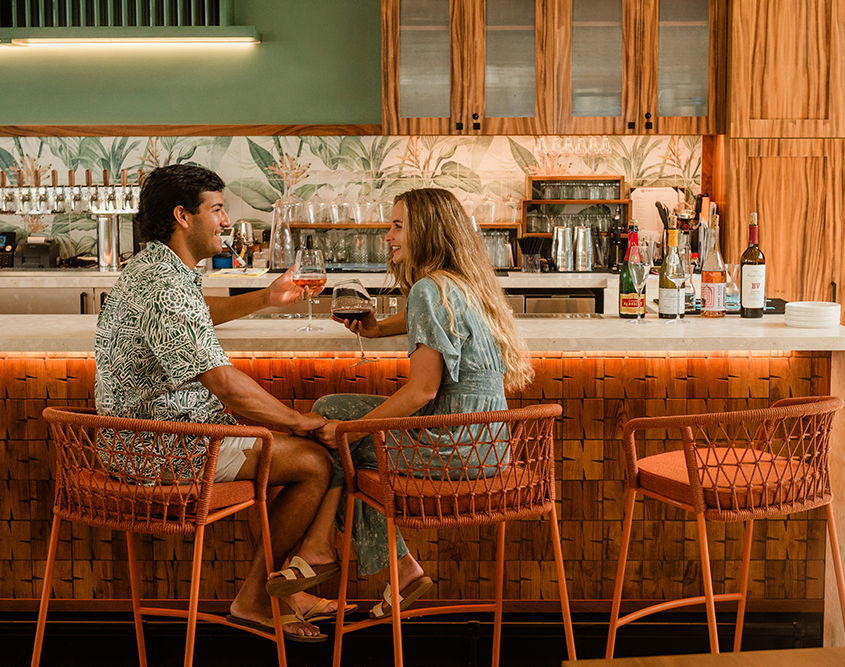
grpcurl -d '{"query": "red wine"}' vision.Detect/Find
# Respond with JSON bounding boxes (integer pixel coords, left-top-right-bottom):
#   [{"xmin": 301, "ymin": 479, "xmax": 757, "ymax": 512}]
[
  {"xmin": 332, "ymin": 306, "xmax": 370, "ymax": 322},
  {"xmin": 740, "ymin": 212, "xmax": 766, "ymax": 318}
]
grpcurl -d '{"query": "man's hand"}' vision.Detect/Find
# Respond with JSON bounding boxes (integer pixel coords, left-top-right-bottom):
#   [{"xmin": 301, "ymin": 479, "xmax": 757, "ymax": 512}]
[
  {"xmin": 266, "ymin": 264, "xmax": 320, "ymax": 308},
  {"xmin": 332, "ymin": 310, "xmax": 381, "ymax": 338},
  {"xmin": 314, "ymin": 420, "xmax": 340, "ymax": 448},
  {"xmin": 290, "ymin": 411, "xmax": 328, "ymax": 438}
]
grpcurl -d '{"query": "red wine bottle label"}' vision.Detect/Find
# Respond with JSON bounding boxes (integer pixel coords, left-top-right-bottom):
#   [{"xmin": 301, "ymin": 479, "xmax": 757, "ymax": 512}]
[{"xmin": 741, "ymin": 265, "xmax": 766, "ymax": 308}]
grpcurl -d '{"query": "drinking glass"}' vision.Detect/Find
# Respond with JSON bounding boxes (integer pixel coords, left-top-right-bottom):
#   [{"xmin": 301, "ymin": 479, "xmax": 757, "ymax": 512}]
[
  {"xmin": 628, "ymin": 243, "xmax": 652, "ymax": 324},
  {"xmin": 679, "ymin": 245, "xmax": 697, "ymax": 314},
  {"xmin": 726, "ymin": 263, "xmax": 741, "ymax": 312},
  {"xmin": 293, "ymin": 249, "xmax": 327, "ymax": 332},
  {"xmin": 332, "ymin": 279, "xmax": 376, "ymax": 366}
]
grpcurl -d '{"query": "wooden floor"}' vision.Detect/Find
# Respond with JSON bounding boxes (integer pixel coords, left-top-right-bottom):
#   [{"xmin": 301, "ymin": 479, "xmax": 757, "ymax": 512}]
[{"xmin": 4, "ymin": 611, "xmax": 825, "ymax": 667}]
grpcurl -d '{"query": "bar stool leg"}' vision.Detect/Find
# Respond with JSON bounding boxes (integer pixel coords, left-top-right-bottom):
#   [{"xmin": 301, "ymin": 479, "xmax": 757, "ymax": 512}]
[
  {"xmin": 732, "ymin": 519, "xmax": 754, "ymax": 652},
  {"xmin": 125, "ymin": 530, "xmax": 149, "ymax": 667},
  {"xmin": 332, "ymin": 492, "xmax": 357, "ymax": 667},
  {"xmin": 31, "ymin": 515, "xmax": 61, "ymax": 667},
  {"xmin": 548, "ymin": 504, "xmax": 576, "ymax": 661},
  {"xmin": 825, "ymin": 503, "xmax": 845, "ymax": 632},
  {"xmin": 696, "ymin": 514, "xmax": 719, "ymax": 654},
  {"xmin": 492, "ymin": 522, "xmax": 506, "ymax": 667},
  {"xmin": 183, "ymin": 525, "xmax": 206, "ymax": 667},
  {"xmin": 258, "ymin": 501, "xmax": 287, "ymax": 667},
  {"xmin": 387, "ymin": 517, "xmax": 404, "ymax": 667},
  {"xmin": 606, "ymin": 488, "xmax": 637, "ymax": 659}
]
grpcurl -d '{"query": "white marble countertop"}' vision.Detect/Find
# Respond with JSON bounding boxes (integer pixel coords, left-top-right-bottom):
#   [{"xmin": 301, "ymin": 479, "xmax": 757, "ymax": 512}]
[
  {"xmin": 3, "ymin": 313, "xmax": 844, "ymax": 353},
  {"xmin": 0, "ymin": 269, "xmax": 614, "ymax": 291}
]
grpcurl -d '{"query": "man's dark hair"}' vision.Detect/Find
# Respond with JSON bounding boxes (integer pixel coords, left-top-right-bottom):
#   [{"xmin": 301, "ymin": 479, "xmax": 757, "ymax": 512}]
[{"xmin": 134, "ymin": 165, "xmax": 226, "ymax": 243}]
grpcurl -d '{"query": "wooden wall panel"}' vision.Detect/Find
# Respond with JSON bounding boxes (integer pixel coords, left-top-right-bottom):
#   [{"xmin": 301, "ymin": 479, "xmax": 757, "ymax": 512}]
[{"xmin": 0, "ymin": 350, "xmax": 832, "ymax": 613}]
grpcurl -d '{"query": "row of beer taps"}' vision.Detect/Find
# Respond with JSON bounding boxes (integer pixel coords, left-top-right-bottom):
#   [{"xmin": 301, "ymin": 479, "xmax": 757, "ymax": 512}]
[{"xmin": 0, "ymin": 169, "xmax": 145, "ymax": 216}]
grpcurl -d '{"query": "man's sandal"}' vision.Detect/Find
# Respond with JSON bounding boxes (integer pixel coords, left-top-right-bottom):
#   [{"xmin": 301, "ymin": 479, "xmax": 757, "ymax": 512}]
[
  {"xmin": 369, "ymin": 575, "xmax": 434, "ymax": 619},
  {"xmin": 265, "ymin": 555, "xmax": 341, "ymax": 598}
]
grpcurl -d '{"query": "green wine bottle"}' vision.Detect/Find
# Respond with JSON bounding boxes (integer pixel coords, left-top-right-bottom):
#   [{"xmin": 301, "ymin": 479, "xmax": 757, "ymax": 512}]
[{"xmin": 618, "ymin": 224, "xmax": 642, "ymax": 318}]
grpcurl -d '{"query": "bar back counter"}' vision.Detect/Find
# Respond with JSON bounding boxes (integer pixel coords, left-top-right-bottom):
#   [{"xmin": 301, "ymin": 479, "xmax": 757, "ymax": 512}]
[{"xmin": 3, "ymin": 314, "xmax": 845, "ymax": 648}]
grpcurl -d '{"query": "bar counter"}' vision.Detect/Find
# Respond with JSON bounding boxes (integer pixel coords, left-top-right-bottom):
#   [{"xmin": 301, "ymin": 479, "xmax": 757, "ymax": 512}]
[{"xmin": 2, "ymin": 313, "xmax": 845, "ymax": 647}]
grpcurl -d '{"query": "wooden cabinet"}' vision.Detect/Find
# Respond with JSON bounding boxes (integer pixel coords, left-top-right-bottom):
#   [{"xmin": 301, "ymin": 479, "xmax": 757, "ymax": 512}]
[
  {"xmin": 555, "ymin": 0, "xmax": 726, "ymax": 135},
  {"xmin": 381, "ymin": 0, "xmax": 554, "ymax": 135},
  {"xmin": 729, "ymin": 0, "xmax": 845, "ymax": 139},
  {"xmin": 724, "ymin": 139, "xmax": 844, "ymax": 306}
]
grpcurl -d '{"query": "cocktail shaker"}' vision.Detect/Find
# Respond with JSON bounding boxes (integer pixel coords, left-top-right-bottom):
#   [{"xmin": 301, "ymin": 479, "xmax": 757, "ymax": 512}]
[
  {"xmin": 573, "ymin": 226, "xmax": 592, "ymax": 272},
  {"xmin": 552, "ymin": 226, "xmax": 573, "ymax": 271}
]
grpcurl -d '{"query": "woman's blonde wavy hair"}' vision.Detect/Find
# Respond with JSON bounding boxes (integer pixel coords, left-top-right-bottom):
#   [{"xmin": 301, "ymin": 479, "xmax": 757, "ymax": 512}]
[{"xmin": 388, "ymin": 188, "xmax": 533, "ymax": 392}]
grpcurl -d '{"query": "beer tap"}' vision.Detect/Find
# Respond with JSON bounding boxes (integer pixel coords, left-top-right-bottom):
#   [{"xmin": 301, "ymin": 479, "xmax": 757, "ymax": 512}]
[
  {"xmin": 49, "ymin": 170, "xmax": 66, "ymax": 214},
  {"xmin": 17, "ymin": 170, "xmax": 33, "ymax": 215},
  {"xmin": 34, "ymin": 172, "xmax": 50, "ymax": 215},
  {"xmin": 69, "ymin": 171, "xmax": 84, "ymax": 214},
  {"xmin": 103, "ymin": 170, "xmax": 117, "ymax": 213},
  {"xmin": 0, "ymin": 172, "xmax": 15, "ymax": 214},
  {"xmin": 86, "ymin": 170, "xmax": 100, "ymax": 214}
]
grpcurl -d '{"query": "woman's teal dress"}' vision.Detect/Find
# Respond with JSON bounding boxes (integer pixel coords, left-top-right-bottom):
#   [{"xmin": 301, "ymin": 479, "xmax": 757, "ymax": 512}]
[{"xmin": 313, "ymin": 276, "xmax": 508, "ymax": 575}]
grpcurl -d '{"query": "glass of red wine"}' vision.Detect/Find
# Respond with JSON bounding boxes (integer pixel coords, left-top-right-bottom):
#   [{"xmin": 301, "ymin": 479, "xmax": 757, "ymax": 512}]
[
  {"xmin": 331, "ymin": 279, "xmax": 376, "ymax": 366},
  {"xmin": 293, "ymin": 249, "xmax": 327, "ymax": 332}
]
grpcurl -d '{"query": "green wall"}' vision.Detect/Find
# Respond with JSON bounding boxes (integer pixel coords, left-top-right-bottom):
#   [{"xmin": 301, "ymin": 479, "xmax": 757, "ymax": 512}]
[{"xmin": 0, "ymin": 0, "xmax": 382, "ymax": 126}]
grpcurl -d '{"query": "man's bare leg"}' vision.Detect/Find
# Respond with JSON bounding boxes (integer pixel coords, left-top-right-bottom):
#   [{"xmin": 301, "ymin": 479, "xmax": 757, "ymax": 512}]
[
  {"xmin": 282, "ymin": 486, "xmax": 425, "ymax": 616},
  {"xmin": 229, "ymin": 432, "xmax": 332, "ymax": 638}
]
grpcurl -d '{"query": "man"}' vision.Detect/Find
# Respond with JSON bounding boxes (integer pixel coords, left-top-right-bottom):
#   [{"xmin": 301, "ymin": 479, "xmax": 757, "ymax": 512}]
[{"xmin": 95, "ymin": 165, "xmax": 338, "ymax": 641}]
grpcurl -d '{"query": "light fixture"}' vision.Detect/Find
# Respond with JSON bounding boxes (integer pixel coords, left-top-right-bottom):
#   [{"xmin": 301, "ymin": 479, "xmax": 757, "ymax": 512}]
[{"xmin": 0, "ymin": 27, "xmax": 261, "ymax": 46}]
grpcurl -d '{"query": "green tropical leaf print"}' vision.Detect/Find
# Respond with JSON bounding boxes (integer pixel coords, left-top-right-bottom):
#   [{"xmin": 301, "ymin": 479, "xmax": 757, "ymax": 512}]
[
  {"xmin": 0, "ymin": 146, "xmax": 17, "ymax": 172},
  {"xmin": 204, "ymin": 137, "xmax": 233, "ymax": 171},
  {"xmin": 508, "ymin": 138, "xmax": 536, "ymax": 174},
  {"xmin": 228, "ymin": 178, "xmax": 279, "ymax": 212},
  {"xmin": 246, "ymin": 139, "xmax": 285, "ymax": 195}
]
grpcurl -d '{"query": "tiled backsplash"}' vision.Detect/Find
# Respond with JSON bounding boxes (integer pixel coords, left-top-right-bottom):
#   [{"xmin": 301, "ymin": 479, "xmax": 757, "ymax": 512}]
[{"xmin": 0, "ymin": 135, "xmax": 701, "ymax": 259}]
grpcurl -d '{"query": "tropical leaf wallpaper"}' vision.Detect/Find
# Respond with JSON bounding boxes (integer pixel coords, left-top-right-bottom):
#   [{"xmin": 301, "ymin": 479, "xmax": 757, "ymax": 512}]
[{"xmin": 0, "ymin": 134, "xmax": 700, "ymax": 259}]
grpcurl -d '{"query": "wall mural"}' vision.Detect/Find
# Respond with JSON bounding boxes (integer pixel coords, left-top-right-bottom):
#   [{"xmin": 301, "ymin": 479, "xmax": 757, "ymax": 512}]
[{"xmin": 0, "ymin": 135, "xmax": 701, "ymax": 260}]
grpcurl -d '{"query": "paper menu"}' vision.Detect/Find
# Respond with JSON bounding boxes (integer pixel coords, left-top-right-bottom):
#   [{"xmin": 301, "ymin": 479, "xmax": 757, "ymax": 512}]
[{"xmin": 630, "ymin": 186, "xmax": 681, "ymax": 240}]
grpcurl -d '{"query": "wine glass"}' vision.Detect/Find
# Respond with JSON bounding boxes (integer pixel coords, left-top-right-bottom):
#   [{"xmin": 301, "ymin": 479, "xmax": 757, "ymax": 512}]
[
  {"xmin": 293, "ymin": 249, "xmax": 327, "ymax": 332},
  {"xmin": 679, "ymin": 245, "xmax": 696, "ymax": 314},
  {"xmin": 628, "ymin": 243, "xmax": 652, "ymax": 324},
  {"xmin": 332, "ymin": 279, "xmax": 376, "ymax": 366}
]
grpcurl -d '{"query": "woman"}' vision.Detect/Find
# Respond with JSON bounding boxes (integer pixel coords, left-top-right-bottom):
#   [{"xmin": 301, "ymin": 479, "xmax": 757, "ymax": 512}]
[{"xmin": 269, "ymin": 188, "xmax": 533, "ymax": 621}]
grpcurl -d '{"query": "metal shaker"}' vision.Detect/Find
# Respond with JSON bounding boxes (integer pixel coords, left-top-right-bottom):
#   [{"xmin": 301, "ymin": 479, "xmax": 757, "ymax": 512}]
[
  {"xmin": 573, "ymin": 226, "xmax": 593, "ymax": 272},
  {"xmin": 552, "ymin": 226, "xmax": 573, "ymax": 271}
]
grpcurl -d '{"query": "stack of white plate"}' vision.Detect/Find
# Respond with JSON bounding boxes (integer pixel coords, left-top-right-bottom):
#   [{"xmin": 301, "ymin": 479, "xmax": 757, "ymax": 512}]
[{"xmin": 785, "ymin": 301, "xmax": 842, "ymax": 328}]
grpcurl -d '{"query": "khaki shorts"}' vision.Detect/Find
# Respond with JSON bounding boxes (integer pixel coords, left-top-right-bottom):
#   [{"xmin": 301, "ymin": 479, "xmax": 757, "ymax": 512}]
[{"xmin": 214, "ymin": 436, "xmax": 258, "ymax": 482}]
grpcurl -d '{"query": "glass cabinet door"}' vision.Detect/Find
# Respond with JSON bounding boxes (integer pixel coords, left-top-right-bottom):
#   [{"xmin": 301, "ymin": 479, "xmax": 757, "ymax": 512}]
[
  {"xmin": 558, "ymin": 0, "xmax": 633, "ymax": 134},
  {"xmin": 478, "ymin": 0, "xmax": 551, "ymax": 134},
  {"xmin": 383, "ymin": 0, "xmax": 454, "ymax": 134},
  {"xmin": 648, "ymin": 0, "xmax": 720, "ymax": 134}
]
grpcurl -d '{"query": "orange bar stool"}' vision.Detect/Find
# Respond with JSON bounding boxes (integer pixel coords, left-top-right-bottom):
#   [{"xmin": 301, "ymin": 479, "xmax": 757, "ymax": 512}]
[
  {"xmin": 330, "ymin": 403, "xmax": 577, "ymax": 667},
  {"xmin": 32, "ymin": 407, "xmax": 287, "ymax": 667},
  {"xmin": 606, "ymin": 396, "xmax": 845, "ymax": 658}
]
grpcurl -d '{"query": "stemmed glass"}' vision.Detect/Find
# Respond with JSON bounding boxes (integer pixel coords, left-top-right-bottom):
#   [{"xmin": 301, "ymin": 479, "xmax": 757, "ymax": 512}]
[
  {"xmin": 679, "ymin": 245, "xmax": 696, "ymax": 314},
  {"xmin": 332, "ymin": 279, "xmax": 376, "ymax": 366},
  {"xmin": 293, "ymin": 249, "xmax": 327, "ymax": 332},
  {"xmin": 628, "ymin": 242, "xmax": 652, "ymax": 324}
]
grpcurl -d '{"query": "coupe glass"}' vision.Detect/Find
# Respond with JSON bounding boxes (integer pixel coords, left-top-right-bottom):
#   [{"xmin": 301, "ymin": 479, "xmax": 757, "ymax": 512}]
[
  {"xmin": 627, "ymin": 243, "xmax": 652, "ymax": 324},
  {"xmin": 293, "ymin": 249, "xmax": 327, "ymax": 332},
  {"xmin": 332, "ymin": 279, "xmax": 376, "ymax": 366}
]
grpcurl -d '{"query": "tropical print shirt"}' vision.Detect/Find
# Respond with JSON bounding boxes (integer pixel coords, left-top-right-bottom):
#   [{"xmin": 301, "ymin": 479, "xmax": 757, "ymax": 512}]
[{"xmin": 95, "ymin": 240, "xmax": 236, "ymax": 482}]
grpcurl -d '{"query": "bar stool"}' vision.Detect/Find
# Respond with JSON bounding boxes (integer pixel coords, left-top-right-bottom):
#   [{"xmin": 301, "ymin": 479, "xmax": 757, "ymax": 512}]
[
  {"xmin": 32, "ymin": 407, "xmax": 287, "ymax": 667},
  {"xmin": 330, "ymin": 403, "xmax": 577, "ymax": 667},
  {"xmin": 606, "ymin": 396, "xmax": 845, "ymax": 657}
]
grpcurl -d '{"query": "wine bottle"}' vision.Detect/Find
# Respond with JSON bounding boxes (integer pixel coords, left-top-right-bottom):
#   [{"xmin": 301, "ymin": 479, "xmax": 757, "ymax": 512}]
[
  {"xmin": 658, "ymin": 223, "xmax": 685, "ymax": 319},
  {"xmin": 740, "ymin": 212, "xmax": 766, "ymax": 318},
  {"xmin": 619, "ymin": 223, "xmax": 642, "ymax": 318},
  {"xmin": 701, "ymin": 214, "xmax": 727, "ymax": 318}
]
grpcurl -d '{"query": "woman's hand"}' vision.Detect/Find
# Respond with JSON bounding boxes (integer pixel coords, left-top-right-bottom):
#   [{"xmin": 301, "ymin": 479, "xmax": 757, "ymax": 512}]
[
  {"xmin": 314, "ymin": 419, "xmax": 341, "ymax": 448},
  {"xmin": 290, "ymin": 411, "xmax": 328, "ymax": 438},
  {"xmin": 332, "ymin": 310, "xmax": 381, "ymax": 338}
]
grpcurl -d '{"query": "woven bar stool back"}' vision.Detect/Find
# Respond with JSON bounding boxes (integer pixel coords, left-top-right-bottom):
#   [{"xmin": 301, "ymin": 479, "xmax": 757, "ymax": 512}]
[
  {"xmin": 330, "ymin": 403, "xmax": 576, "ymax": 667},
  {"xmin": 32, "ymin": 406, "xmax": 287, "ymax": 667},
  {"xmin": 606, "ymin": 395, "xmax": 845, "ymax": 658}
]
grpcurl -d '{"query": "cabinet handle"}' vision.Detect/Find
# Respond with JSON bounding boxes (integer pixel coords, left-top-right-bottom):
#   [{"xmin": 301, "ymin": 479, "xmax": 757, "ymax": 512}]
[
  {"xmin": 833, "ymin": 281, "xmax": 838, "ymax": 302},
  {"xmin": 627, "ymin": 122, "xmax": 635, "ymax": 130},
  {"xmin": 645, "ymin": 112, "xmax": 652, "ymax": 119},
  {"xmin": 473, "ymin": 123, "xmax": 481, "ymax": 130},
  {"xmin": 456, "ymin": 122, "xmax": 464, "ymax": 130},
  {"xmin": 472, "ymin": 113, "xmax": 479, "ymax": 120},
  {"xmin": 80, "ymin": 291, "xmax": 89, "ymax": 314}
]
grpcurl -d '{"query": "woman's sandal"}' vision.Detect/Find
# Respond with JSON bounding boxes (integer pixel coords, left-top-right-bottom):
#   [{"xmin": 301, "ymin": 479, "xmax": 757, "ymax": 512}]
[{"xmin": 369, "ymin": 575, "xmax": 434, "ymax": 619}]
